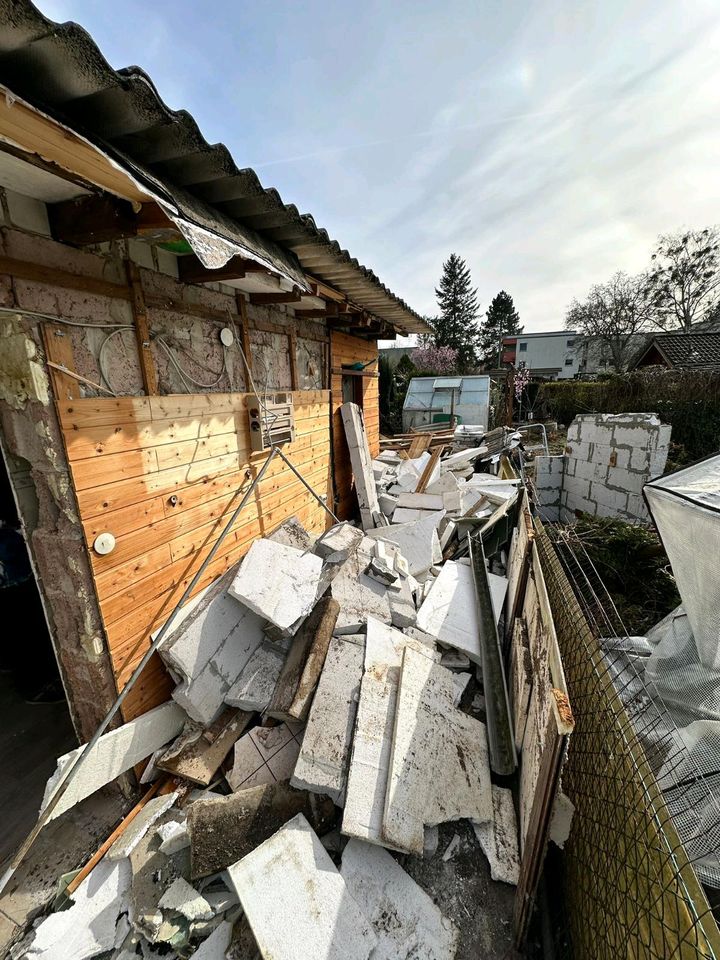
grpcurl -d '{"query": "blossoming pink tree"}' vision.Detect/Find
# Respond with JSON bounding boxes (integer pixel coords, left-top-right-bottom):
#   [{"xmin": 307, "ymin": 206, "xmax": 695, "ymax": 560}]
[{"xmin": 410, "ymin": 344, "xmax": 459, "ymax": 375}]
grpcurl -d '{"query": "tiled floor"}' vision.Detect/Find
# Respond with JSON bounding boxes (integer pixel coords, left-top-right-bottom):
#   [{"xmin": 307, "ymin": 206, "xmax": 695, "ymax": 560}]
[{"xmin": 227, "ymin": 721, "xmax": 305, "ymax": 791}]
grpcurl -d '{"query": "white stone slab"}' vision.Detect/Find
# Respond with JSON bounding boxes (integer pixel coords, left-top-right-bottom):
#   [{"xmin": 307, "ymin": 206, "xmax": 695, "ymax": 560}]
[
  {"xmin": 441, "ymin": 445, "xmax": 488, "ymax": 467},
  {"xmin": 366, "ymin": 511, "xmax": 445, "ymax": 577},
  {"xmin": 107, "ymin": 792, "xmax": 179, "ymax": 860},
  {"xmin": 224, "ymin": 640, "xmax": 286, "ymax": 712},
  {"xmin": 383, "ymin": 646, "xmax": 493, "ymax": 854},
  {"xmin": 416, "ymin": 560, "xmax": 507, "ymax": 665},
  {"xmin": 291, "ymin": 636, "xmax": 365, "ymax": 804},
  {"xmin": 473, "ymin": 785, "xmax": 520, "ymax": 885},
  {"xmin": 425, "ymin": 472, "xmax": 460, "ymax": 496},
  {"xmin": 41, "ymin": 701, "xmax": 185, "ymax": 821},
  {"xmin": 226, "ymin": 813, "xmax": 377, "ymax": 960},
  {"xmin": 341, "ymin": 401, "xmax": 382, "ymax": 530},
  {"xmin": 396, "ymin": 493, "xmax": 444, "ymax": 511},
  {"xmin": 26, "ymin": 859, "xmax": 131, "ymax": 959},
  {"xmin": 228, "ymin": 539, "xmax": 323, "ymax": 634},
  {"xmin": 341, "ymin": 839, "xmax": 459, "ymax": 959},
  {"xmin": 342, "ymin": 618, "xmax": 439, "ymax": 847}
]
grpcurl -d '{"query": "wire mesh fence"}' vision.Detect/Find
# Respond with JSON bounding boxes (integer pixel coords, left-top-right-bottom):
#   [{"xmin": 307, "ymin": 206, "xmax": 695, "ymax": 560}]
[{"xmin": 537, "ymin": 523, "xmax": 720, "ymax": 959}]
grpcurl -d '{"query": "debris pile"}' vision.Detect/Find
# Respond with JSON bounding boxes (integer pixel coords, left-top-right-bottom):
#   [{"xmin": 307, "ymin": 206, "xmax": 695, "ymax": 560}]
[{"xmin": 16, "ymin": 406, "xmax": 533, "ymax": 960}]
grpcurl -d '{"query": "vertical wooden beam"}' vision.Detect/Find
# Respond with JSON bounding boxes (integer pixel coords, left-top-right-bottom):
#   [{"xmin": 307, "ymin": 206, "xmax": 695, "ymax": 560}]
[
  {"xmin": 42, "ymin": 323, "xmax": 78, "ymax": 401},
  {"xmin": 125, "ymin": 260, "xmax": 158, "ymax": 395},
  {"xmin": 235, "ymin": 293, "xmax": 253, "ymax": 387},
  {"xmin": 288, "ymin": 331, "xmax": 299, "ymax": 390}
]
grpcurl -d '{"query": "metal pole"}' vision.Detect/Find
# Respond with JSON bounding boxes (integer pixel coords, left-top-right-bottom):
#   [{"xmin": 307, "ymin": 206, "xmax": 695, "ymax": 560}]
[
  {"xmin": 274, "ymin": 445, "xmax": 340, "ymax": 523},
  {"xmin": 469, "ymin": 532, "xmax": 517, "ymax": 776},
  {"xmin": 2, "ymin": 445, "xmax": 280, "ymax": 888}
]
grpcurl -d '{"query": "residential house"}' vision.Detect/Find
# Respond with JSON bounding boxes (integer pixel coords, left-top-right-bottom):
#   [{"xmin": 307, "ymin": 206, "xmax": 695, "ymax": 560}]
[
  {"xmin": 631, "ymin": 332, "xmax": 720, "ymax": 370},
  {"xmin": 502, "ymin": 330, "xmax": 580, "ymax": 379}
]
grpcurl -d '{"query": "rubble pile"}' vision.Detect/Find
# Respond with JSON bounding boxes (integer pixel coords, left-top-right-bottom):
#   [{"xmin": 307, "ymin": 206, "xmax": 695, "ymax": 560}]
[{"xmin": 17, "ymin": 421, "xmax": 525, "ymax": 960}]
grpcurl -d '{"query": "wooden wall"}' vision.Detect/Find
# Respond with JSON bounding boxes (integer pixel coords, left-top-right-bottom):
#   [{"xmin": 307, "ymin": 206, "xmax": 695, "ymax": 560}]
[
  {"xmin": 330, "ymin": 330, "xmax": 379, "ymax": 519},
  {"xmin": 57, "ymin": 389, "xmax": 332, "ymax": 721}
]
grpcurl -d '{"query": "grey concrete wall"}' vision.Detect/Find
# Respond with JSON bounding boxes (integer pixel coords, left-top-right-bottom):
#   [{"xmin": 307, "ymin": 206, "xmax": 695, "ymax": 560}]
[
  {"xmin": 534, "ymin": 454, "xmax": 566, "ymax": 522},
  {"xmin": 560, "ymin": 413, "xmax": 671, "ymax": 522}
]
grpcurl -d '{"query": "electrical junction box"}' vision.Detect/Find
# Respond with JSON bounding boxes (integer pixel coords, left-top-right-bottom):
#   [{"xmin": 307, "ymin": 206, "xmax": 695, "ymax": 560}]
[{"xmin": 248, "ymin": 392, "xmax": 295, "ymax": 452}]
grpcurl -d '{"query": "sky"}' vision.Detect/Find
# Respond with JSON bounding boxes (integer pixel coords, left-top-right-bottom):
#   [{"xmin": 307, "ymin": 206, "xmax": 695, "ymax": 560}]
[{"xmin": 35, "ymin": 0, "xmax": 720, "ymax": 340}]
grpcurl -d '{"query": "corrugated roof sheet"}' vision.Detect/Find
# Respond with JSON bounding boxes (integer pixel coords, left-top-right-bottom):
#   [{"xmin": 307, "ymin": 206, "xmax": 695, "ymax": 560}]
[{"xmin": 0, "ymin": 0, "xmax": 429, "ymax": 335}]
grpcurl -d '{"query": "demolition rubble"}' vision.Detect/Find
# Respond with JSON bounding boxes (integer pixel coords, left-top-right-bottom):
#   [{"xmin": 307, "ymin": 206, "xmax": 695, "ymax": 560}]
[{"xmin": 10, "ymin": 407, "xmax": 551, "ymax": 960}]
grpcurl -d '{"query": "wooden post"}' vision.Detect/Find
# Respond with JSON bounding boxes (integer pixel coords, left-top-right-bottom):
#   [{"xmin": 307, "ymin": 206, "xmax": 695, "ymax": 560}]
[
  {"xmin": 42, "ymin": 323, "xmax": 78, "ymax": 401},
  {"xmin": 125, "ymin": 260, "xmax": 157, "ymax": 395},
  {"xmin": 235, "ymin": 293, "xmax": 253, "ymax": 386},
  {"xmin": 289, "ymin": 331, "xmax": 299, "ymax": 390}
]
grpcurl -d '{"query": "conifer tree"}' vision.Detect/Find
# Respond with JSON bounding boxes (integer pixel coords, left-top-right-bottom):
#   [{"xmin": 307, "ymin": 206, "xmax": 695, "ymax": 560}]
[
  {"xmin": 432, "ymin": 254, "xmax": 481, "ymax": 372},
  {"xmin": 481, "ymin": 290, "xmax": 522, "ymax": 366}
]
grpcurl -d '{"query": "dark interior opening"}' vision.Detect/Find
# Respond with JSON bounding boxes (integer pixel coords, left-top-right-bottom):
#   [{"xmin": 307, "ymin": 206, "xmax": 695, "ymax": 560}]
[{"xmin": 0, "ymin": 450, "xmax": 75, "ymax": 867}]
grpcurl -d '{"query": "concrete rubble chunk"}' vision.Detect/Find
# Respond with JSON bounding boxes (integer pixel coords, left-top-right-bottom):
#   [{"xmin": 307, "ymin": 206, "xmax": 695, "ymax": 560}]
[
  {"xmin": 26, "ymin": 859, "xmax": 132, "ymax": 960},
  {"xmin": 188, "ymin": 781, "xmax": 335, "ymax": 879},
  {"xmin": 396, "ymin": 492, "xmax": 444, "ymax": 511},
  {"xmin": 107, "ymin": 792, "xmax": 179, "ymax": 861},
  {"xmin": 291, "ymin": 635, "xmax": 365, "ymax": 804},
  {"xmin": 190, "ymin": 920, "xmax": 233, "ymax": 960},
  {"xmin": 341, "ymin": 402, "xmax": 383, "ymax": 530},
  {"xmin": 156, "ymin": 819, "xmax": 190, "ymax": 856},
  {"xmin": 315, "ymin": 522, "xmax": 365, "ymax": 560},
  {"xmin": 224, "ymin": 641, "xmax": 287, "ymax": 712},
  {"xmin": 383, "ymin": 645, "xmax": 493, "ymax": 855},
  {"xmin": 158, "ymin": 877, "xmax": 213, "ymax": 921},
  {"xmin": 41, "ymin": 701, "xmax": 185, "ymax": 821},
  {"xmin": 268, "ymin": 515, "xmax": 315, "ymax": 551},
  {"xmin": 227, "ymin": 722, "xmax": 304, "ymax": 792},
  {"xmin": 425, "ymin": 472, "xmax": 460, "ymax": 496},
  {"xmin": 367, "ymin": 510, "xmax": 445, "ymax": 577},
  {"xmin": 416, "ymin": 559, "xmax": 507, "ymax": 665},
  {"xmin": 387, "ymin": 575, "xmax": 417, "ymax": 629},
  {"xmin": 226, "ymin": 813, "xmax": 377, "ymax": 960},
  {"xmin": 228, "ymin": 539, "xmax": 323, "ymax": 634},
  {"xmin": 331, "ymin": 550, "xmax": 393, "ymax": 634},
  {"xmin": 340, "ymin": 839, "xmax": 459, "ymax": 960},
  {"xmin": 473, "ymin": 785, "xmax": 520, "ymax": 885},
  {"xmin": 342, "ymin": 618, "xmax": 439, "ymax": 847}
]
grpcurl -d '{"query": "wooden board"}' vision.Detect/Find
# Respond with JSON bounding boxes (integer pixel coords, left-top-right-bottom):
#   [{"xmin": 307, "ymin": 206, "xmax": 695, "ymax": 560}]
[
  {"xmin": 330, "ymin": 331, "xmax": 379, "ymax": 520},
  {"xmin": 57, "ymin": 389, "xmax": 333, "ymax": 721}
]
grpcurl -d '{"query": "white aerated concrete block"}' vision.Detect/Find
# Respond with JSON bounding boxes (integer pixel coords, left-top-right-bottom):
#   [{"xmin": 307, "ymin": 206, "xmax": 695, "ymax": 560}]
[
  {"xmin": 315, "ymin": 522, "xmax": 365, "ymax": 560},
  {"xmin": 225, "ymin": 640, "xmax": 287, "ymax": 711},
  {"xmin": 341, "ymin": 839, "xmax": 459, "ymax": 959},
  {"xmin": 41, "ymin": 702, "xmax": 185, "ymax": 821},
  {"xmin": 158, "ymin": 877, "xmax": 213, "ymax": 921},
  {"xmin": 331, "ymin": 551, "xmax": 393, "ymax": 634},
  {"xmin": 292, "ymin": 636, "xmax": 365, "ymax": 804},
  {"xmin": 366, "ymin": 511, "xmax": 445, "ymax": 577},
  {"xmin": 228, "ymin": 539, "xmax": 323, "ymax": 634},
  {"xmin": 472, "ymin": 785, "xmax": 520, "ymax": 885},
  {"xmin": 227, "ymin": 814, "xmax": 377, "ymax": 960},
  {"xmin": 341, "ymin": 402, "xmax": 383, "ymax": 529}
]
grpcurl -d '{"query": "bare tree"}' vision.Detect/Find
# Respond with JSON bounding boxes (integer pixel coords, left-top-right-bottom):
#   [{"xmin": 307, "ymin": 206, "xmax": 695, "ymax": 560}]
[
  {"xmin": 646, "ymin": 227, "xmax": 720, "ymax": 332},
  {"xmin": 566, "ymin": 272, "xmax": 650, "ymax": 373}
]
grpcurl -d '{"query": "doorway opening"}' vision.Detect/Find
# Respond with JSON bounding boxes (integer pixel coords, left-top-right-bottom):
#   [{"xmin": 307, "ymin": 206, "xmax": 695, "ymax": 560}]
[
  {"xmin": 342, "ymin": 373, "xmax": 364, "ymax": 407},
  {"xmin": 0, "ymin": 448, "xmax": 75, "ymax": 866}
]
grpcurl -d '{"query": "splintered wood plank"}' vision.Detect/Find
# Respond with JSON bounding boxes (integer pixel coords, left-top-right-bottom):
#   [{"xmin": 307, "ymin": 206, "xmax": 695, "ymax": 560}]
[
  {"xmin": 126, "ymin": 260, "xmax": 158, "ymax": 395},
  {"xmin": 382, "ymin": 645, "xmax": 493, "ymax": 855},
  {"xmin": 42, "ymin": 323, "xmax": 78, "ymax": 402}
]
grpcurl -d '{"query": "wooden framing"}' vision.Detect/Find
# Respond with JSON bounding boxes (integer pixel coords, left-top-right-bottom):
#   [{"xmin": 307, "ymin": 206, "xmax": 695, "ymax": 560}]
[{"xmin": 126, "ymin": 261, "xmax": 158, "ymax": 395}]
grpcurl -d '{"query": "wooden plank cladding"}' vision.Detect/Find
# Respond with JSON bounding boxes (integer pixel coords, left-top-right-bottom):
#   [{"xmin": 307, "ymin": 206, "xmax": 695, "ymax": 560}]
[
  {"xmin": 57, "ymin": 389, "xmax": 332, "ymax": 722},
  {"xmin": 330, "ymin": 331, "xmax": 379, "ymax": 520}
]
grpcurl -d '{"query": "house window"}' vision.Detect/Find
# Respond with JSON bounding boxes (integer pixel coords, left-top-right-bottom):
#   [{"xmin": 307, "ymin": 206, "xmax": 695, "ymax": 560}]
[
  {"xmin": 519, "ymin": 342, "xmax": 527, "ymax": 352},
  {"xmin": 566, "ymin": 338, "xmax": 575, "ymax": 347},
  {"xmin": 564, "ymin": 358, "xmax": 574, "ymax": 366}
]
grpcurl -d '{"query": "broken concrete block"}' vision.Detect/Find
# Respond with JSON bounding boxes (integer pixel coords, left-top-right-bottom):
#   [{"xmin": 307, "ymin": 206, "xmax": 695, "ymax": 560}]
[
  {"xmin": 366, "ymin": 510, "xmax": 445, "ymax": 577},
  {"xmin": 41, "ymin": 701, "xmax": 185, "ymax": 821},
  {"xmin": 228, "ymin": 539, "xmax": 323, "ymax": 634},
  {"xmin": 291, "ymin": 635, "xmax": 365, "ymax": 804},
  {"xmin": 315, "ymin": 522, "xmax": 364, "ymax": 560},
  {"xmin": 342, "ymin": 618, "xmax": 439, "ymax": 847},
  {"xmin": 473, "ymin": 785, "xmax": 520, "ymax": 885},
  {"xmin": 268, "ymin": 515, "xmax": 315, "ymax": 552},
  {"xmin": 226, "ymin": 722, "xmax": 304, "ymax": 791},
  {"xmin": 387, "ymin": 576, "xmax": 417, "ymax": 629},
  {"xmin": 224, "ymin": 640, "xmax": 287, "ymax": 712},
  {"xmin": 383, "ymin": 646, "xmax": 493, "ymax": 855},
  {"xmin": 331, "ymin": 550, "xmax": 393, "ymax": 634},
  {"xmin": 158, "ymin": 877, "xmax": 213, "ymax": 921},
  {"xmin": 26, "ymin": 859, "xmax": 132, "ymax": 959},
  {"xmin": 396, "ymin": 492, "xmax": 444, "ymax": 511},
  {"xmin": 377, "ymin": 492, "xmax": 398, "ymax": 519},
  {"xmin": 341, "ymin": 402, "xmax": 383, "ymax": 530},
  {"xmin": 416, "ymin": 559, "xmax": 507, "ymax": 666},
  {"xmin": 441, "ymin": 649, "xmax": 471, "ymax": 671},
  {"xmin": 366, "ymin": 556, "xmax": 399, "ymax": 585},
  {"xmin": 107, "ymin": 792, "xmax": 179, "ymax": 861},
  {"xmin": 392, "ymin": 506, "xmax": 434, "ymax": 524},
  {"xmin": 191, "ymin": 920, "xmax": 233, "ymax": 960},
  {"xmin": 188, "ymin": 782, "xmax": 335, "ymax": 879},
  {"xmin": 340, "ymin": 839, "xmax": 459, "ymax": 959},
  {"xmin": 442, "ymin": 445, "xmax": 488, "ymax": 467},
  {"xmin": 266, "ymin": 597, "xmax": 340, "ymax": 722},
  {"xmin": 226, "ymin": 813, "xmax": 377, "ymax": 960},
  {"xmin": 425, "ymin": 472, "xmax": 460, "ymax": 496},
  {"xmin": 156, "ymin": 819, "xmax": 190, "ymax": 856}
]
